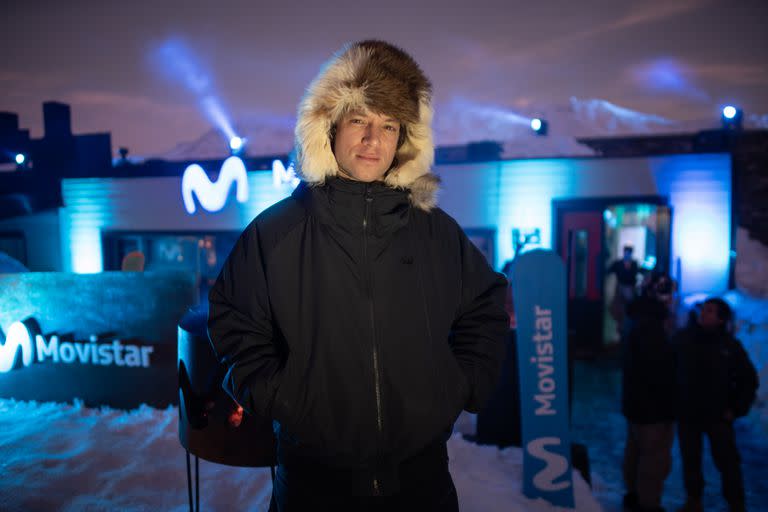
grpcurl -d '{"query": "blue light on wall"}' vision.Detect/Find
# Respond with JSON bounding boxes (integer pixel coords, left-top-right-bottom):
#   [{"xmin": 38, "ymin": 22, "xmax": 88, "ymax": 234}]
[{"xmin": 650, "ymin": 154, "xmax": 731, "ymax": 294}]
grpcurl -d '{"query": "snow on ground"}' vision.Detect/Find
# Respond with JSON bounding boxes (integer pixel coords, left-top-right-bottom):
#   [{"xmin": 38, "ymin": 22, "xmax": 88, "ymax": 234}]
[{"xmin": 0, "ymin": 399, "xmax": 602, "ymax": 512}]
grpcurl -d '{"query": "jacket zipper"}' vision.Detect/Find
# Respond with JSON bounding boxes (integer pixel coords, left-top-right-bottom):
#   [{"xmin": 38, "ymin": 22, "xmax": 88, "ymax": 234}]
[{"xmin": 363, "ymin": 185, "xmax": 384, "ymax": 496}]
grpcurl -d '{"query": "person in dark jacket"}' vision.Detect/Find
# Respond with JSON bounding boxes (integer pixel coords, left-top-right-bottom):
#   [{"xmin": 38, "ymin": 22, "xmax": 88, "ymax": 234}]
[
  {"xmin": 608, "ymin": 246, "xmax": 646, "ymax": 341},
  {"xmin": 207, "ymin": 40, "xmax": 508, "ymax": 511},
  {"xmin": 621, "ymin": 272, "xmax": 677, "ymax": 512},
  {"xmin": 674, "ymin": 298, "xmax": 759, "ymax": 512}
]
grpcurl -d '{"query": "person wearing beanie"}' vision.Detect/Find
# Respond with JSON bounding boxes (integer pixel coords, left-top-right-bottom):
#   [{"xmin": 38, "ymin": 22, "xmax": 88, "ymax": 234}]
[{"xmin": 208, "ymin": 40, "xmax": 508, "ymax": 511}]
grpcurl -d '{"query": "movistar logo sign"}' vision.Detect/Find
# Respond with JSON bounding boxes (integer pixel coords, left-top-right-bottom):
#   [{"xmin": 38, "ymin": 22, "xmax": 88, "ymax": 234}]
[
  {"xmin": 182, "ymin": 156, "xmax": 249, "ymax": 214},
  {"xmin": 272, "ymin": 159, "xmax": 300, "ymax": 188},
  {"xmin": 181, "ymin": 156, "xmax": 299, "ymax": 215},
  {"xmin": 527, "ymin": 437, "xmax": 571, "ymax": 492},
  {"xmin": 0, "ymin": 318, "xmax": 155, "ymax": 373}
]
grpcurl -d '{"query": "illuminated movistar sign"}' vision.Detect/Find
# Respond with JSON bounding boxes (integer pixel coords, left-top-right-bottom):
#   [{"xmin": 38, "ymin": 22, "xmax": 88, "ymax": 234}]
[
  {"xmin": 0, "ymin": 318, "xmax": 155, "ymax": 373},
  {"xmin": 272, "ymin": 159, "xmax": 300, "ymax": 188},
  {"xmin": 181, "ymin": 156, "xmax": 299, "ymax": 214},
  {"xmin": 182, "ymin": 156, "xmax": 249, "ymax": 214}
]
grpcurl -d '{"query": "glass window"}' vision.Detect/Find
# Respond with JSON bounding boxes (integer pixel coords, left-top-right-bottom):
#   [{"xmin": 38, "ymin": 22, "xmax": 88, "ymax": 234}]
[{"xmin": 102, "ymin": 231, "xmax": 239, "ymax": 304}]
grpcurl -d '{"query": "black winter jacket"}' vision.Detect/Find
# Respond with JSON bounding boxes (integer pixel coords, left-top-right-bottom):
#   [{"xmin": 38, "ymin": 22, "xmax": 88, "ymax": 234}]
[
  {"xmin": 621, "ymin": 296, "xmax": 676, "ymax": 424},
  {"xmin": 674, "ymin": 325, "xmax": 758, "ymax": 422},
  {"xmin": 208, "ymin": 178, "xmax": 508, "ymax": 494}
]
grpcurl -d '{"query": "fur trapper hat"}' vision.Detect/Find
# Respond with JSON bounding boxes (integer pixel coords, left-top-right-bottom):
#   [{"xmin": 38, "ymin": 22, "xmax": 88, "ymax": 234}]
[{"xmin": 295, "ymin": 40, "xmax": 438, "ymax": 210}]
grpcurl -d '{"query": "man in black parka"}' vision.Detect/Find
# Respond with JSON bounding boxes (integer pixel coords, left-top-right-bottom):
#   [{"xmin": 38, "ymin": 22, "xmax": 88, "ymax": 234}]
[
  {"xmin": 675, "ymin": 298, "xmax": 758, "ymax": 512},
  {"xmin": 207, "ymin": 40, "xmax": 508, "ymax": 511}
]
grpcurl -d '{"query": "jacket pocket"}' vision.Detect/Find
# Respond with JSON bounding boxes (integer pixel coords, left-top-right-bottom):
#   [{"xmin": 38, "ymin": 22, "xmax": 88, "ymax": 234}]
[
  {"xmin": 271, "ymin": 358, "xmax": 307, "ymax": 438},
  {"xmin": 434, "ymin": 343, "xmax": 470, "ymax": 423}
]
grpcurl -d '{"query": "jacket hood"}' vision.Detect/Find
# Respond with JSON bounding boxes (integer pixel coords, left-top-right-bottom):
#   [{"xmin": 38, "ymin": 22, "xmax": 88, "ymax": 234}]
[{"xmin": 294, "ymin": 40, "xmax": 439, "ymax": 211}]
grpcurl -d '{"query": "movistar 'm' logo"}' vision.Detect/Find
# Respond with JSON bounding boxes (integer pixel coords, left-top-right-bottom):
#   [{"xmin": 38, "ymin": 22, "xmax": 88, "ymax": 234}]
[
  {"xmin": 0, "ymin": 319, "xmax": 39, "ymax": 373},
  {"xmin": 272, "ymin": 159, "xmax": 300, "ymax": 188},
  {"xmin": 182, "ymin": 156, "xmax": 249, "ymax": 214},
  {"xmin": 527, "ymin": 437, "xmax": 571, "ymax": 492}
]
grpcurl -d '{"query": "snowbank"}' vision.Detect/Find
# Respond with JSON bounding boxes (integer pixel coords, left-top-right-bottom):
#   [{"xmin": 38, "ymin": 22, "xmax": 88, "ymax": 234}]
[
  {"xmin": 0, "ymin": 399, "xmax": 602, "ymax": 511},
  {"xmin": 724, "ymin": 290, "xmax": 768, "ymax": 429}
]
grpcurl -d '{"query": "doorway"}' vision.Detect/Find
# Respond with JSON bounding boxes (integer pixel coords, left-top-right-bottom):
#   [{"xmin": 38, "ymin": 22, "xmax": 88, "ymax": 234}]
[
  {"xmin": 554, "ymin": 197, "xmax": 672, "ymax": 355},
  {"xmin": 602, "ymin": 203, "xmax": 672, "ymax": 344}
]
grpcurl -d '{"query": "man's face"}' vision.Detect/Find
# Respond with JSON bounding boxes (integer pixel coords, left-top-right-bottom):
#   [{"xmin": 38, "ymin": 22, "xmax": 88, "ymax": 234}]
[
  {"xmin": 698, "ymin": 302, "xmax": 723, "ymax": 329},
  {"xmin": 333, "ymin": 110, "xmax": 400, "ymax": 182}
]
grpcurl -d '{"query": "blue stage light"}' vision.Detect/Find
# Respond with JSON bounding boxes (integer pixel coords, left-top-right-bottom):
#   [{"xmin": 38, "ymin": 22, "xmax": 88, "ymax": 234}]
[
  {"xmin": 531, "ymin": 119, "xmax": 541, "ymax": 131},
  {"xmin": 15, "ymin": 153, "xmax": 25, "ymax": 165},
  {"xmin": 229, "ymin": 136, "xmax": 244, "ymax": 153},
  {"xmin": 722, "ymin": 106, "xmax": 737, "ymax": 119}
]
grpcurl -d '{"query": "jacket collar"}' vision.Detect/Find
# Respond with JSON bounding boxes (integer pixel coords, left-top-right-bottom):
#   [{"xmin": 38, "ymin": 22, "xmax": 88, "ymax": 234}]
[{"xmin": 293, "ymin": 178, "xmax": 410, "ymax": 237}]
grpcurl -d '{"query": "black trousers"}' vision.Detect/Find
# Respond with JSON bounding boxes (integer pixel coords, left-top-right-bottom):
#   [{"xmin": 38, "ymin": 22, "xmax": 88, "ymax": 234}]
[
  {"xmin": 678, "ymin": 420, "xmax": 745, "ymax": 507},
  {"xmin": 623, "ymin": 422, "xmax": 674, "ymax": 509},
  {"xmin": 268, "ymin": 443, "xmax": 459, "ymax": 512}
]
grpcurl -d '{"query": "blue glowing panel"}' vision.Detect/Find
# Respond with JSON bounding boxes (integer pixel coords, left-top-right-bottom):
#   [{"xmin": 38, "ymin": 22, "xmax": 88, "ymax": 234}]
[
  {"xmin": 650, "ymin": 154, "xmax": 731, "ymax": 294},
  {"xmin": 60, "ymin": 180, "xmax": 113, "ymax": 273},
  {"xmin": 436, "ymin": 163, "xmax": 502, "ymax": 261}
]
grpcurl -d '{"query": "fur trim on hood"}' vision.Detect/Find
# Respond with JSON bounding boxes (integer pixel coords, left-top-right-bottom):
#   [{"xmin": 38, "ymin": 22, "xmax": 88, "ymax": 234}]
[{"xmin": 295, "ymin": 40, "xmax": 439, "ymax": 211}]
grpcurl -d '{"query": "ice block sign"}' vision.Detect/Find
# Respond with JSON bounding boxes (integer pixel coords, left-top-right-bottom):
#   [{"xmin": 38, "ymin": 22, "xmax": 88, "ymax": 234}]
[
  {"xmin": 0, "ymin": 271, "xmax": 195, "ymax": 409},
  {"xmin": 1, "ymin": 318, "xmax": 156, "ymax": 373}
]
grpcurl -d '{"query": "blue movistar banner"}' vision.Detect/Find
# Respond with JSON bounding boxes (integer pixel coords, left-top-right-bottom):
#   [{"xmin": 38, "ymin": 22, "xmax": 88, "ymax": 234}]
[{"xmin": 511, "ymin": 250, "xmax": 574, "ymax": 508}]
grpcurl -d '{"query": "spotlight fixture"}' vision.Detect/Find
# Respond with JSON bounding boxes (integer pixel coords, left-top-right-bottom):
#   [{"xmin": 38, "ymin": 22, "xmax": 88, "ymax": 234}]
[
  {"xmin": 229, "ymin": 136, "xmax": 244, "ymax": 154},
  {"xmin": 721, "ymin": 105, "xmax": 743, "ymax": 131},
  {"xmin": 531, "ymin": 118, "xmax": 548, "ymax": 136},
  {"xmin": 15, "ymin": 153, "xmax": 26, "ymax": 165}
]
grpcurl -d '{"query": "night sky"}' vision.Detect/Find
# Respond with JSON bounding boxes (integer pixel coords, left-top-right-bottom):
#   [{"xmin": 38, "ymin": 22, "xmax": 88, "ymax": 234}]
[{"xmin": 2, "ymin": 0, "xmax": 767, "ymax": 156}]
